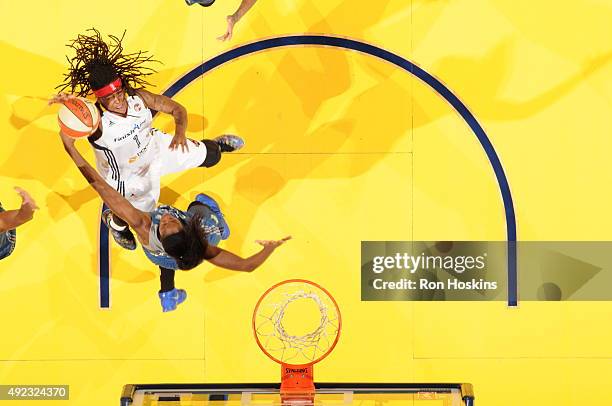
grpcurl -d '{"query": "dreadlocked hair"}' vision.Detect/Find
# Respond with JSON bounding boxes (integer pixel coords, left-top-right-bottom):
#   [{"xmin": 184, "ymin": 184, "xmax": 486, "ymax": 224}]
[{"xmin": 56, "ymin": 28, "xmax": 160, "ymax": 97}]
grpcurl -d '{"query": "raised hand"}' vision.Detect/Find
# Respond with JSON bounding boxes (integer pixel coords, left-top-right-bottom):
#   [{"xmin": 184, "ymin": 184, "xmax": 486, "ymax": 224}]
[
  {"xmin": 48, "ymin": 93, "xmax": 77, "ymax": 105},
  {"xmin": 217, "ymin": 15, "xmax": 237, "ymax": 42},
  {"xmin": 14, "ymin": 187, "xmax": 39, "ymax": 211},
  {"xmin": 255, "ymin": 236, "xmax": 292, "ymax": 249},
  {"xmin": 169, "ymin": 134, "xmax": 189, "ymax": 152}
]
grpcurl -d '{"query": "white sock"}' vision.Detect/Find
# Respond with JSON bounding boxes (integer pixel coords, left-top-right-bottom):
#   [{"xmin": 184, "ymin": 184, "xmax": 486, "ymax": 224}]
[{"xmin": 109, "ymin": 216, "xmax": 127, "ymax": 232}]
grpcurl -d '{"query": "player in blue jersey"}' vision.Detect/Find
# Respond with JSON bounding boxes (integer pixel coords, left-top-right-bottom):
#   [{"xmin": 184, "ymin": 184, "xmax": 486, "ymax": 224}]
[
  {"xmin": 58, "ymin": 131, "xmax": 290, "ymax": 311},
  {"xmin": 0, "ymin": 188, "xmax": 38, "ymax": 261}
]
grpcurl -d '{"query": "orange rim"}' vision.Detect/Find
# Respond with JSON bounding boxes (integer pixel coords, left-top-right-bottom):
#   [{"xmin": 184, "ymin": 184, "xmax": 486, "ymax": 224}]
[{"xmin": 252, "ymin": 279, "xmax": 342, "ymax": 367}]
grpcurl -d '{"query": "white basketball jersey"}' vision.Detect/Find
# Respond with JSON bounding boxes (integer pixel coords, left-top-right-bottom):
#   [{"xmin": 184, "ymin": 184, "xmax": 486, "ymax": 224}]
[{"xmin": 90, "ymin": 95, "xmax": 157, "ymax": 194}]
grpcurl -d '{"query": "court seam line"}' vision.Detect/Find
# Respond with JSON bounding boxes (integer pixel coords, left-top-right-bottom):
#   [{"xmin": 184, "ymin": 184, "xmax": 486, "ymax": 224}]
[
  {"xmin": 3, "ymin": 356, "xmax": 612, "ymax": 361},
  {"xmin": 0, "ymin": 358, "xmax": 207, "ymax": 362},
  {"xmin": 412, "ymin": 356, "xmax": 612, "ymax": 360},
  {"xmin": 220, "ymin": 151, "xmax": 414, "ymax": 155}
]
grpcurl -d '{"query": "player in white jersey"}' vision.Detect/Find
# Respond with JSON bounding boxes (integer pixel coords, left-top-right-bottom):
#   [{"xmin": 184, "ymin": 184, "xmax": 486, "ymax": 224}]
[
  {"xmin": 89, "ymin": 91, "xmax": 212, "ymax": 212},
  {"xmin": 52, "ymin": 29, "xmax": 243, "ymax": 250}
]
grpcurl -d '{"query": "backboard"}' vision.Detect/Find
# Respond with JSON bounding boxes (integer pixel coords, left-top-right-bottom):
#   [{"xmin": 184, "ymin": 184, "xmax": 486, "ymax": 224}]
[{"xmin": 120, "ymin": 383, "xmax": 475, "ymax": 406}]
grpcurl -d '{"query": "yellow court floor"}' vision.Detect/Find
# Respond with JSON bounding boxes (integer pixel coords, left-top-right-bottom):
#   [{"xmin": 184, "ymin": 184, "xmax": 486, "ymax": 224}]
[{"xmin": 1, "ymin": 1, "xmax": 612, "ymax": 405}]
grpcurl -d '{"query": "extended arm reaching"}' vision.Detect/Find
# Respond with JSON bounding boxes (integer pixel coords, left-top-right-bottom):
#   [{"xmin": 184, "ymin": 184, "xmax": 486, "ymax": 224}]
[
  {"xmin": 0, "ymin": 188, "xmax": 38, "ymax": 233},
  {"xmin": 206, "ymin": 236, "xmax": 291, "ymax": 271},
  {"xmin": 217, "ymin": 0, "xmax": 259, "ymax": 41},
  {"xmin": 135, "ymin": 89, "xmax": 189, "ymax": 152},
  {"xmin": 58, "ymin": 132, "xmax": 150, "ymax": 237}
]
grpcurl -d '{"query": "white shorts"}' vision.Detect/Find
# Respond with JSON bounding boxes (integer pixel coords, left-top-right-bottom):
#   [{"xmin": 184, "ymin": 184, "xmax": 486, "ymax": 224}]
[{"xmin": 105, "ymin": 130, "xmax": 207, "ymax": 212}]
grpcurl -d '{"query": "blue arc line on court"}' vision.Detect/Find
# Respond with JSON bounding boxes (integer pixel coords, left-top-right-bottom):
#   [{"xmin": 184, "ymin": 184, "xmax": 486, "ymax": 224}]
[
  {"xmin": 99, "ymin": 204, "xmax": 110, "ymax": 308},
  {"xmin": 98, "ymin": 35, "xmax": 518, "ymax": 307}
]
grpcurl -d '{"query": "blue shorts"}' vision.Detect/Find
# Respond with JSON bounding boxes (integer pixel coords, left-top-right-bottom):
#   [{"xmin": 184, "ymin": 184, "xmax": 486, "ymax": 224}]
[{"xmin": 143, "ymin": 247, "xmax": 178, "ymax": 269}]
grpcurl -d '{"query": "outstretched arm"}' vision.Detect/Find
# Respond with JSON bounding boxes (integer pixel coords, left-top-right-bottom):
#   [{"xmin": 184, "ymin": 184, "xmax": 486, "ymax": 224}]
[
  {"xmin": 217, "ymin": 0, "xmax": 259, "ymax": 41},
  {"xmin": 135, "ymin": 89, "xmax": 189, "ymax": 152},
  {"xmin": 0, "ymin": 188, "xmax": 38, "ymax": 233},
  {"xmin": 232, "ymin": 0, "xmax": 258, "ymax": 21},
  {"xmin": 205, "ymin": 236, "xmax": 291, "ymax": 271},
  {"xmin": 58, "ymin": 132, "xmax": 150, "ymax": 238}
]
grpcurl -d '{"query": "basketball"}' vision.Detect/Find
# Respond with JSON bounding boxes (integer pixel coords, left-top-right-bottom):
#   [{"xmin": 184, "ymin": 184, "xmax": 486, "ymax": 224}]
[{"xmin": 57, "ymin": 97, "xmax": 100, "ymax": 138}]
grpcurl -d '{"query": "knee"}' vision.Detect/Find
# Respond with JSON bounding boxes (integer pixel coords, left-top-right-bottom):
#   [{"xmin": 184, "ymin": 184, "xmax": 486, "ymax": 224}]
[{"xmin": 200, "ymin": 139, "xmax": 221, "ymax": 168}]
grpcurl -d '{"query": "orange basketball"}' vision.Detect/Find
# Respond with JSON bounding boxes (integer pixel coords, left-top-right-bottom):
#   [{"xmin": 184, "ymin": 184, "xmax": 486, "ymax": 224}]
[{"xmin": 57, "ymin": 97, "xmax": 100, "ymax": 138}]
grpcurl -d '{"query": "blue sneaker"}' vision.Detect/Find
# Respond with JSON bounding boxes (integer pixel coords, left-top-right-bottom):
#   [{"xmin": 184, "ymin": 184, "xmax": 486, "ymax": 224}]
[
  {"xmin": 158, "ymin": 288, "xmax": 187, "ymax": 312},
  {"xmin": 195, "ymin": 193, "xmax": 230, "ymax": 239},
  {"xmin": 214, "ymin": 134, "xmax": 244, "ymax": 153},
  {"xmin": 102, "ymin": 209, "xmax": 137, "ymax": 250}
]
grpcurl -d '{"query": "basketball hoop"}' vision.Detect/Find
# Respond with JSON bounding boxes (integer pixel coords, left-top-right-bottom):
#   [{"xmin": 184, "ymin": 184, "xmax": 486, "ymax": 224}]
[{"xmin": 252, "ymin": 279, "xmax": 342, "ymax": 404}]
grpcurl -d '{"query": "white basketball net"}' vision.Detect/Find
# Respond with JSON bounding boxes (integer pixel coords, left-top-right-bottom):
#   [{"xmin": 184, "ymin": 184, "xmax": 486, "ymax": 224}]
[{"xmin": 255, "ymin": 286, "xmax": 340, "ymax": 365}]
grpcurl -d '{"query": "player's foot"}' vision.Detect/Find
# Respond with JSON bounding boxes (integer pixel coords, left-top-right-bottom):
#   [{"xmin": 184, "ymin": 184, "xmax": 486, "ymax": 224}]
[
  {"xmin": 195, "ymin": 193, "xmax": 230, "ymax": 239},
  {"xmin": 214, "ymin": 134, "xmax": 244, "ymax": 153},
  {"xmin": 102, "ymin": 209, "xmax": 137, "ymax": 250},
  {"xmin": 159, "ymin": 288, "xmax": 187, "ymax": 312}
]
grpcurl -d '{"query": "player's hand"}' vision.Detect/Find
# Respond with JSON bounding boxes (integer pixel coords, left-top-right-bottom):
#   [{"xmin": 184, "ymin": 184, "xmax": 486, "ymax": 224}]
[
  {"xmin": 256, "ymin": 236, "xmax": 292, "ymax": 249},
  {"xmin": 48, "ymin": 93, "xmax": 77, "ymax": 105},
  {"xmin": 217, "ymin": 15, "xmax": 237, "ymax": 41},
  {"xmin": 169, "ymin": 134, "xmax": 189, "ymax": 152},
  {"xmin": 14, "ymin": 187, "xmax": 39, "ymax": 211}
]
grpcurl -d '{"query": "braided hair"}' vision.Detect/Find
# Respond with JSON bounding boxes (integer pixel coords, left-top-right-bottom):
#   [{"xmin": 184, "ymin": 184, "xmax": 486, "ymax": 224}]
[
  {"xmin": 56, "ymin": 28, "xmax": 159, "ymax": 97},
  {"xmin": 161, "ymin": 213, "xmax": 213, "ymax": 270}
]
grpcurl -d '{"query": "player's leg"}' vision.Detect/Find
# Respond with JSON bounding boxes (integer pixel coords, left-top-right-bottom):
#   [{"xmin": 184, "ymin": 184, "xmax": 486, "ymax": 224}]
[
  {"xmin": 155, "ymin": 130, "xmax": 244, "ymax": 176},
  {"xmin": 142, "ymin": 246, "xmax": 186, "ymax": 312},
  {"xmin": 199, "ymin": 135, "xmax": 244, "ymax": 168},
  {"xmin": 187, "ymin": 194, "xmax": 230, "ymax": 241},
  {"xmin": 158, "ymin": 266, "xmax": 187, "ymax": 312},
  {"xmin": 102, "ymin": 209, "xmax": 137, "ymax": 250},
  {"xmin": 199, "ymin": 139, "xmax": 221, "ymax": 168},
  {"xmin": 103, "ymin": 174, "xmax": 160, "ymax": 251}
]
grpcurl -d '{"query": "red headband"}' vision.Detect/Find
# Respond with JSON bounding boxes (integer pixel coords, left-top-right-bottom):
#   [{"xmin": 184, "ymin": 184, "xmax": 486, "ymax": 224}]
[{"xmin": 93, "ymin": 78, "xmax": 122, "ymax": 97}]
